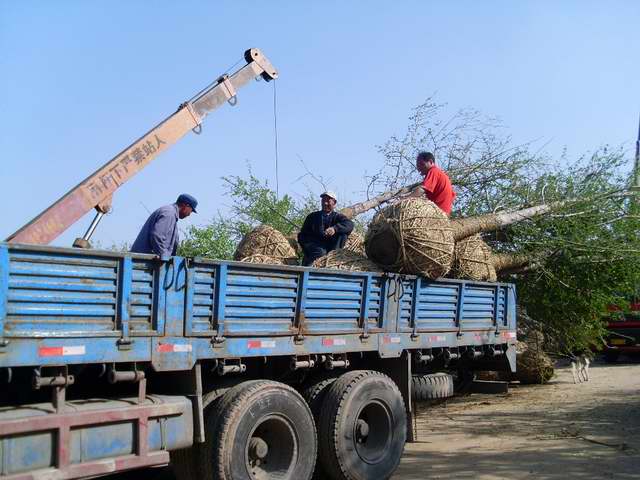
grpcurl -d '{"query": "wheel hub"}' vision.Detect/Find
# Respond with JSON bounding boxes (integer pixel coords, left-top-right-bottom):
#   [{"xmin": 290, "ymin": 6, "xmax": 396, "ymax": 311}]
[
  {"xmin": 356, "ymin": 419, "xmax": 370, "ymax": 440},
  {"xmin": 246, "ymin": 415, "xmax": 298, "ymax": 480},
  {"xmin": 249, "ymin": 437, "xmax": 269, "ymax": 460},
  {"xmin": 353, "ymin": 401, "xmax": 392, "ymax": 463}
]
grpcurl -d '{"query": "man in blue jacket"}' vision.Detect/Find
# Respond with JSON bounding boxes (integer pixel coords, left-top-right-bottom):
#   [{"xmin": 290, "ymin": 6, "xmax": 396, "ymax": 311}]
[
  {"xmin": 298, "ymin": 191, "xmax": 354, "ymax": 266},
  {"xmin": 131, "ymin": 194, "xmax": 198, "ymax": 261}
]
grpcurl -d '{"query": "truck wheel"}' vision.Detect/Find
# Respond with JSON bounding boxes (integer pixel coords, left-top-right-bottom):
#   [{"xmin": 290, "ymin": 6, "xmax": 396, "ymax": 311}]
[
  {"xmin": 204, "ymin": 380, "xmax": 317, "ymax": 480},
  {"xmin": 301, "ymin": 374, "xmax": 339, "ymax": 420},
  {"xmin": 318, "ymin": 370, "xmax": 406, "ymax": 480},
  {"xmin": 171, "ymin": 384, "xmax": 232, "ymax": 480},
  {"xmin": 301, "ymin": 374, "xmax": 339, "ymax": 479},
  {"xmin": 412, "ymin": 373, "xmax": 454, "ymax": 401}
]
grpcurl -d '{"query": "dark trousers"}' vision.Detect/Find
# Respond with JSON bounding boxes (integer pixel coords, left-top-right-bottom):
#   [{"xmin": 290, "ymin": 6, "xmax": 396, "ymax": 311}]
[{"xmin": 302, "ymin": 233, "xmax": 348, "ymax": 266}]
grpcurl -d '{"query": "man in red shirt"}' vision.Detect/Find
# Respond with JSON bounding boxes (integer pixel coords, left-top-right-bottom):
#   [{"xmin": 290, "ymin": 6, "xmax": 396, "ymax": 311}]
[{"xmin": 413, "ymin": 151, "xmax": 456, "ymax": 215}]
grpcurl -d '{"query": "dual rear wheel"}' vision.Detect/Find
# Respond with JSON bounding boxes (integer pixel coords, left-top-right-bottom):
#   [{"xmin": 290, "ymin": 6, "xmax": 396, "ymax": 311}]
[{"xmin": 172, "ymin": 371, "xmax": 406, "ymax": 480}]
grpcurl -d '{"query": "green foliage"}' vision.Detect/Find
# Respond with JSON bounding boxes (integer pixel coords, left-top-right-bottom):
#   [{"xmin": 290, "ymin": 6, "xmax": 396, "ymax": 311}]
[
  {"xmin": 374, "ymin": 97, "xmax": 640, "ymax": 353},
  {"xmin": 495, "ymin": 148, "xmax": 640, "ymax": 353},
  {"xmin": 176, "ymin": 97, "xmax": 639, "ymax": 355},
  {"xmin": 221, "ymin": 173, "xmax": 316, "ymax": 237},
  {"xmin": 178, "ymin": 169, "xmax": 317, "ymax": 260},
  {"xmin": 178, "ymin": 219, "xmax": 235, "ymax": 260}
]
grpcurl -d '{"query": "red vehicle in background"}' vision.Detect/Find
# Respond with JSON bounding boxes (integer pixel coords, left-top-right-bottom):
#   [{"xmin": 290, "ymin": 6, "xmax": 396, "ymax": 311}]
[
  {"xmin": 603, "ymin": 301, "xmax": 640, "ymax": 362},
  {"xmin": 604, "ymin": 118, "xmax": 640, "ymax": 362}
]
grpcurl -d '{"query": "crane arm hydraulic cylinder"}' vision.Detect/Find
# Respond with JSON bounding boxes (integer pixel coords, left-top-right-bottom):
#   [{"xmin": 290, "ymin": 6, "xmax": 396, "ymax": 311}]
[{"xmin": 6, "ymin": 48, "xmax": 277, "ymax": 245}]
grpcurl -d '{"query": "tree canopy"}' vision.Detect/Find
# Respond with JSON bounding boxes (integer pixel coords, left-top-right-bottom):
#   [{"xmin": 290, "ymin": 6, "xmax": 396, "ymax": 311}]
[{"xmin": 179, "ymin": 98, "xmax": 640, "ymax": 353}]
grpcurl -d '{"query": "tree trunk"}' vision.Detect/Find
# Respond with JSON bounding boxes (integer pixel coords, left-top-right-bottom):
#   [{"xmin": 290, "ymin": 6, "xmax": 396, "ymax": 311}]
[
  {"xmin": 339, "ymin": 182, "xmax": 422, "ymax": 219},
  {"xmin": 451, "ymin": 203, "xmax": 559, "ymax": 241},
  {"xmin": 492, "ymin": 252, "xmax": 531, "ymax": 273}
]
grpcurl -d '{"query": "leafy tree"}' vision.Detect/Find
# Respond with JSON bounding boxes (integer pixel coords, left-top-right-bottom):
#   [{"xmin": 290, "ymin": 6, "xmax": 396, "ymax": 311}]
[
  {"xmin": 498, "ymin": 149, "xmax": 640, "ymax": 353},
  {"xmin": 370, "ymin": 97, "xmax": 544, "ymax": 217},
  {"xmin": 178, "ymin": 219, "xmax": 236, "ymax": 260},
  {"xmin": 221, "ymin": 172, "xmax": 316, "ymax": 237},
  {"xmin": 373, "ymin": 98, "xmax": 640, "ymax": 353},
  {"xmin": 178, "ymin": 169, "xmax": 318, "ymax": 260},
  {"xmin": 177, "ymin": 98, "xmax": 640, "ymax": 354}
]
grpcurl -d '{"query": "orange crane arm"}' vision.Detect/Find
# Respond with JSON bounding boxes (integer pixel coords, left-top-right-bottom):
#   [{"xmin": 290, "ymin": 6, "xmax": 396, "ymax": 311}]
[{"xmin": 6, "ymin": 48, "xmax": 277, "ymax": 246}]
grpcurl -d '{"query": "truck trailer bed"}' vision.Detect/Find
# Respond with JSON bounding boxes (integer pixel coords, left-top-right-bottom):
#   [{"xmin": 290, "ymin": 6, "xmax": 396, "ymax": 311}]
[
  {"xmin": 0, "ymin": 243, "xmax": 516, "ymax": 370},
  {"xmin": 0, "ymin": 243, "xmax": 516, "ymax": 479}
]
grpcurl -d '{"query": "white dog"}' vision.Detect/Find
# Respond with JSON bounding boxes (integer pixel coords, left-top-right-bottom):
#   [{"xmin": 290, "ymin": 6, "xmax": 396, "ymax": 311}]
[{"xmin": 570, "ymin": 354, "xmax": 591, "ymax": 383}]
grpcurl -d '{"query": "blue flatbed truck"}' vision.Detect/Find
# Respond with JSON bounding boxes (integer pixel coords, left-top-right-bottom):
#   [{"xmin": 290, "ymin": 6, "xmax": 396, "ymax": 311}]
[
  {"xmin": 0, "ymin": 243, "xmax": 517, "ymax": 480},
  {"xmin": 1, "ymin": 48, "xmax": 517, "ymax": 480}
]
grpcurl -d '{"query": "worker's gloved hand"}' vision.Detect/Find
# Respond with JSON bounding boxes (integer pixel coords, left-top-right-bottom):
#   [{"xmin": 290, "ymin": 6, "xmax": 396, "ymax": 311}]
[{"xmin": 324, "ymin": 227, "xmax": 336, "ymax": 237}]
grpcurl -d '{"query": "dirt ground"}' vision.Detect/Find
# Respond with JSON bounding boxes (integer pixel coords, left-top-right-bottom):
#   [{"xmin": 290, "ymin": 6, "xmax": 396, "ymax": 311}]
[
  {"xmin": 395, "ymin": 359, "xmax": 640, "ymax": 479},
  {"xmin": 115, "ymin": 358, "xmax": 639, "ymax": 480}
]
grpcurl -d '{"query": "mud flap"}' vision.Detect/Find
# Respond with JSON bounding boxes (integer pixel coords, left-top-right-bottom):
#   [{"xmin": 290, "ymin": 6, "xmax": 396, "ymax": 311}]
[{"xmin": 506, "ymin": 344, "xmax": 517, "ymax": 373}]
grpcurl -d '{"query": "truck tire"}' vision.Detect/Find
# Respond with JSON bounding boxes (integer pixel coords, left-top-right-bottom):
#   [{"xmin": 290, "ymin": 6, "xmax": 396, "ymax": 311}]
[
  {"xmin": 412, "ymin": 373, "xmax": 454, "ymax": 401},
  {"xmin": 301, "ymin": 373, "xmax": 339, "ymax": 420},
  {"xmin": 204, "ymin": 380, "xmax": 317, "ymax": 480},
  {"xmin": 318, "ymin": 370, "xmax": 406, "ymax": 480},
  {"xmin": 171, "ymin": 384, "xmax": 231, "ymax": 480},
  {"xmin": 301, "ymin": 374, "xmax": 339, "ymax": 479}
]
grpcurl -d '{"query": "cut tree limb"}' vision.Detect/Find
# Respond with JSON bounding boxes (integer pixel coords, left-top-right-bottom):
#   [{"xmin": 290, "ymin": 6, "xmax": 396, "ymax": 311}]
[
  {"xmin": 451, "ymin": 203, "xmax": 558, "ymax": 241},
  {"xmin": 492, "ymin": 252, "xmax": 532, "ymax": 273},
  {"xmin": 339, "ymin": 181, "xmax": 422, "ymax": 219}
]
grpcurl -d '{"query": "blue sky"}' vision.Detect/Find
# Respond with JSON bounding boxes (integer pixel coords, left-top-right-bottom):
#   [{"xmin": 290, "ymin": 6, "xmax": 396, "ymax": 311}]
[{"xmin": 2, "ymin": 1, "xmax": 639, "ymax": 247}]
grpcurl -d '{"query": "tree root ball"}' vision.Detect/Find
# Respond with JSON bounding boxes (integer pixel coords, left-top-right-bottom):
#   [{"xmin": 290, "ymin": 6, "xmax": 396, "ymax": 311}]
[
  {"xmin": 233, "ymin": 225, "xmax": 296, "ymax": 261},
  {"xmin": 311, "ymin": 249, "xmax": 382, "ymax": 272},
  {"xmin": 515, "ymin": 347, "xmax": 555, "ymax": 384},
  {"xmin": 239, "ymin": 254, "xmax": 298, "ymax": 266},
  {"xmin": 513, "ymin": 329, "xmax": 555, "ymax": 384},
  {"xmin": 365, "ymin": 198, "xmax": 454, "ymax": 278},
  {"xmin": 343, "ymin": 231, "xmax": 366, "ymax": 255},
  {"xmin": 450, "ymin": 234, "xmax": 497, "ymax": 281}
]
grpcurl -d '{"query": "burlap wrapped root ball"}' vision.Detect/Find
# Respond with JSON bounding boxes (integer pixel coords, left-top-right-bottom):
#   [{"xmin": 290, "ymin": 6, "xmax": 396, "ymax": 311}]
[
  {"xmin": 234, "ymin": 225, "xmax": 296, "ymax": 261},
  {"xmin": 365, "ymin": 198, "xmax": 454, "ymax": 278},
  {"xmin": 514, "ymin": 329, "xmax": 555, "ymax": 384},
  {"xmin": 311, "ymin": 249, "xmax": 382, "ymax": 272},
  {"xmin": 239, "ymin": 254, "xmax": 298, "ymax": 266},
  {"xmin": 343, "ymin": 231, "xmax": 366, "ymax": 255},
  {"xmin": 450, "ymin": 234, "xmax": 497, "ymax": 281}
]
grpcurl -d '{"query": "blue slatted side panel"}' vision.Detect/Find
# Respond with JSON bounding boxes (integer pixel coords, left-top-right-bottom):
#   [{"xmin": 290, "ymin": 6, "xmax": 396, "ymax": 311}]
[
  {"xmin": 398, "ymin": 280, "xmax": 414, "ymax": 329},
  {"xmin": 415, "ymin": 282, "xmax": 458, "ymax": 330},
  {"xmin": 460, "ymin": 285, "xmax": 495, "ymax": 329},
  {"xmin": 496, "ymin": 286, "xmax": 507, "ymax": 326},
  {"xmin": 129, "ymin": 260, "xmax": 156, "ymax": 333},
  {"xmin": 223, "ymin": 266, "xmax": 297, "ymax": 335},
  {"xmin": 304, "ymin": 273, "xmax": 364, "ymax": 333},
  {"xmin": 5, "ymin": 249, "xmax": 118, "ymax": 337},
  {"xmin": 190, "ymin": 263, "xmax": 216, "ymax": 335},
  {"xmin": 367, "ymin": 276, "xmax": 383, "ymax": 330}
]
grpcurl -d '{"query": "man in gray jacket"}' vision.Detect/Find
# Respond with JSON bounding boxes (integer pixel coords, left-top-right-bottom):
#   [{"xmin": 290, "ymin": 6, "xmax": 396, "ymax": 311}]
[{"xmin": 131, "ymin": 194, "xmax": 198, "ymax": 260}]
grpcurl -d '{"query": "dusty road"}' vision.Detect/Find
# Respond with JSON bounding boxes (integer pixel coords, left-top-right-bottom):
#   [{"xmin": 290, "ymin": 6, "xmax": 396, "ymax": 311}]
[
  {"xmin": 395, "ymin": 360, "xmax": 640, "ymax": 479},
  {"xmin": 115, "ymin": 359, "xmax": 639, "ymax": 480}
]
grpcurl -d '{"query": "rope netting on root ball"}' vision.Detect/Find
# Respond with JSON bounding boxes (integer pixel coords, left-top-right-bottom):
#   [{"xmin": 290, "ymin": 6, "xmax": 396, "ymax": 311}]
[
  {"xmin": 311, "ymin": 249, "xmax": 382, "ymax": 272},
  {"xmin": 343, "ymin": 231, "xmax": 366, "ymax": 255},
  {"xmin": 233, "ymin": 225, "xmax": 296, "ymax": 261},
  {"xmin": 450, "ymin": 234, "xmax": 497, "ymax": 281},
  {"xmin": 365, "ymin": 198, "xmax": 454, "ymax": 278},
  {"xmin": 239, "ymin": 254, "xmax": 298, "ymax": 266},
  {"xmin": 514, "ymin": 329, "xmax": 555, "ymax": 384}
]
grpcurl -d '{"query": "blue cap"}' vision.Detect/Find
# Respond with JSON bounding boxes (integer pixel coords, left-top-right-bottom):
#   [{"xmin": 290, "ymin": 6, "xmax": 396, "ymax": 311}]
[{"xmin": 176, "ymin": 193, "xmax": 198, "ymax": 213}]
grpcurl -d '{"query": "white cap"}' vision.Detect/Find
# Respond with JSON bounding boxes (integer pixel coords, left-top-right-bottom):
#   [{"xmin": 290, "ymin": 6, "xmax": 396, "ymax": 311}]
[{"xmin": 321, "ymin": 191, "xmax": 338, "ymax": 202}]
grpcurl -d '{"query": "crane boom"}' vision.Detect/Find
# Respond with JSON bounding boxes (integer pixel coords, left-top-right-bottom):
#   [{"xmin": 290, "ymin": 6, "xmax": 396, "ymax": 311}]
[{"xmin": 6, "ymin": 48, "xmax": 277, "ymax": 245}]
